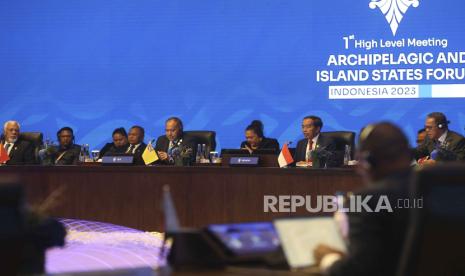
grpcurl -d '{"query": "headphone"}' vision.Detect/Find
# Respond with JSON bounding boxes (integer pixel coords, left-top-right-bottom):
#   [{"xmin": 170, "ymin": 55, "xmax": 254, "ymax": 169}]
[
  {"xmin": 358, "ymin": 124, "xmax": 378, "ymax": 168},
  {"xmin": 437, "ymin": 120, "xmax": 450, "ymax": 129}
]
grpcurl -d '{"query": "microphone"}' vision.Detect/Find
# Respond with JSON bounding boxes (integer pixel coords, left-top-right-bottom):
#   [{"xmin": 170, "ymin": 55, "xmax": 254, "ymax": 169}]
[
  {"xmin": 38, "ymin": 149, "xmax": 47, "ymax": 160},
  {"xmin": 39, "ymin": 146, "xmax": 58, "ymax": 160}
]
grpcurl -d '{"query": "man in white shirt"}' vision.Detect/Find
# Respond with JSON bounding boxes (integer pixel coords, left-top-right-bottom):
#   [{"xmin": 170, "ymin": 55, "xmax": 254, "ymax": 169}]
[
  {"xmin": 294, "ymin": 115, "xmax": 337, "ymax": 166},
  {"xmin": 1, "ymin": 120, "xmax": 35, "ymax": 165},
  {"xmin": 126, "ymin": 125, "xmax": 147, "ymax": 165},
  {"xmin": 154, "ymin": 117, "xmax": 196, "ymax": 165}
]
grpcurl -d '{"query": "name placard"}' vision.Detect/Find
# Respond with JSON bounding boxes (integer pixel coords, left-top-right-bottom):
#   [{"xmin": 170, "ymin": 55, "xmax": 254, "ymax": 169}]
[
  {"xmin": 229, "ymin": 156, "xmax": 259, "ymax": 167},
  {"xmin": 102, "ymin": 155, "xmax": 134, "ymax": 165}
]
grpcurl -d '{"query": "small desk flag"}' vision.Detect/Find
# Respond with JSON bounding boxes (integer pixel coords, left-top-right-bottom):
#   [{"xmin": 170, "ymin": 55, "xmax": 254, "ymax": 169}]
[{"xmin": 142, "ymin": 141, "xmax": 159, "ymax": 165}]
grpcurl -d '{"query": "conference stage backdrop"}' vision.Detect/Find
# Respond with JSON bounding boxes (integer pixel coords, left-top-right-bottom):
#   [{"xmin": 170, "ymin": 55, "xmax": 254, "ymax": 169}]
[{"xmin": 1, "ymin": 0, "xmax": 464, "ymax": 150}]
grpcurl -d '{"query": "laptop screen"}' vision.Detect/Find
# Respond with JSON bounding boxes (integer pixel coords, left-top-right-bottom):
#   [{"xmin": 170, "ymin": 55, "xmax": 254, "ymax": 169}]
[
  {"xmin": 274, "ymin": 217, "xmax": 347, "ymax": 268},
  {"xmin": 207, "ymin": 222, "xmax": 280, "ymax": 256}
]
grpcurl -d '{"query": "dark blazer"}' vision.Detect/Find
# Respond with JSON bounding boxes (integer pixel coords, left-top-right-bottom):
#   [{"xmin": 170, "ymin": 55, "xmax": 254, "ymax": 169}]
[
  {"xmin": 4, "ymin": 139, "xmax": 35, "ymax": 165},
  {"xmin": 414, "ymin": 130, "xmax": 465, "ymax": 161},
  {"xmin": 328, "ymin": 170, "xmax": 411, "ymax": 276},
  {"xmin": 130, "ymin": 143, "xmax": 147, "ymax": 166},
  {"xmin": 99, "ymin": 142, "xmax": 129, "ymax": 158},
  {"xmin": 240, "ymin": 137, "xmax": 280, "ymax": 153},
  {"xmin": 41, "ymin": 144, "xmax": 81, "ymax": 165},
  {"xmin": 293, "ymin": 133, "xmax": 337, "ymax": 162},
  {"xmin": 54, "ymin": 145, "xmax": 81, "ymax": 165},
  {"xmin": 155, "ymin": 134, "xmax": 196, "ymax": 164}
]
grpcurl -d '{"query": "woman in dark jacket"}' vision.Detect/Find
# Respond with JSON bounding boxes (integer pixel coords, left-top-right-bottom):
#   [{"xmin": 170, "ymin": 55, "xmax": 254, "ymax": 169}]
[
  {"xmin": 98, "ymin": 127, "xmax": 129, "ymax": 158},
  {"xmin": 240, "ymin": 120, "xmax": 280, "ymax": 153}
]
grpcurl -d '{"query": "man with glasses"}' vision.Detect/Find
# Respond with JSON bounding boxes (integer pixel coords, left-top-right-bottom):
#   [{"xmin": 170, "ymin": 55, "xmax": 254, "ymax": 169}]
[{"xmin": 415, "ymin": 112, "xmax": 465, "ymax": 164}]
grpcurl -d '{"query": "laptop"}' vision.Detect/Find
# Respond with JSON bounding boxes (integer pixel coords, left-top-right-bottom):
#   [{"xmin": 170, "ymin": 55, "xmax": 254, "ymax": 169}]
[{"xmin": 273, "ymin": 217, "xmax": 347, "ymax": 270}]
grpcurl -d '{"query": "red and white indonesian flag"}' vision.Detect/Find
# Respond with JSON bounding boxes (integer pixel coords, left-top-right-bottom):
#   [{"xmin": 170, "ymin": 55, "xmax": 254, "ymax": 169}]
[
  {"xmin": 278, "ymin": 143, "xmax": 294, "ymax": 168},
  {"xmin": 0, "ymin": 143, "xmax": 10, "ymax": 164}
]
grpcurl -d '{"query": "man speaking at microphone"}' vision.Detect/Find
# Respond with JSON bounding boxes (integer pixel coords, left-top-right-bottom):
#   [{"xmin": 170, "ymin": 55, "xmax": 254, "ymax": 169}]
[{"xmin": 155, "ymin": 117, "xmax": 195, "ymax": 165}]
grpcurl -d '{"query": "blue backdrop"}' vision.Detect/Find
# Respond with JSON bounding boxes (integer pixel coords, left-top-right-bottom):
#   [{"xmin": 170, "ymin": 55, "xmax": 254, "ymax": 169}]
[{"xmin": 1, "ymin": 0, "xmax": 464, "ymax": 150}]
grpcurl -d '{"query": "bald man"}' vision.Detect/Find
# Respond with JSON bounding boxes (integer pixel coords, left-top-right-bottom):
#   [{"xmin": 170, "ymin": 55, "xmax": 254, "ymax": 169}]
[
  {"xmin": 1, "ymin": 121, "xmax": 35, "ymax": 165},
  {"xmin": 155, "ymin": 117, "xmax": 196, "ymax": 165},
  {"xmin": 314, "ymin": 122, "xmax": 413, "ymax": 276}
]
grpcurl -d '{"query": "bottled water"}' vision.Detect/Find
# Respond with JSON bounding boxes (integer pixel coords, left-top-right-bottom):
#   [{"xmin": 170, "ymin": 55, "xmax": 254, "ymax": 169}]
[
  {"xmin": 343, "ymin": 145, "xmax": 351, "ymax": 165},
  {"xmin": 80, "ymin": 144, "xmax": 92, "ymax": 162},
  {"xmin": 196, "ymin": 144, "xmax": 202, "ymax": 163},
  {"xmin": 200, "ymin": 144, "xmax": 209, "ymax": 163},
  {"xmin": 79, "ymin": 145, "xmax": 86, "ymax": 163}
]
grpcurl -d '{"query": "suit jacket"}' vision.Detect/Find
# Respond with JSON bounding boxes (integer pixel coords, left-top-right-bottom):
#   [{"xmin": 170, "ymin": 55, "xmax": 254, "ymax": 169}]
[
  {"xmin": 130, "ymin": 143, "xmax": 147, "ymax": 166},
  {"xmin": 240, "ymin": 137, "xmax": 280, "ymax": 153},
  {"xmin": 414, "ymin": 130, "xmax": 465, "ymax": 161},
  {"xmin": 55, "ymin": 145, "xmax": 81, "ymax": 165},
  {"xmin": 155, "ymin": 134, "xmax": 196, "ymax": 164},
  {"xmin": 99, "ymin": 142, "xmax": 129, "ymax": 158},
  {"xmin": 328, "ymin": 170, "xmax": 411, "ymax": 276},
  {"xmin": 4, "ymin": 139, "xmax": 35, "ymax": 165},
  {"xmin": 293, "ymin": 134, "xmax": 337, "ymax": 163}
]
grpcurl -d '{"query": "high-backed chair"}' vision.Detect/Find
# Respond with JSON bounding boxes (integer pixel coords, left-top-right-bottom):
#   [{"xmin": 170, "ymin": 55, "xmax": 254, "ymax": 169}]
[
  {"xmin": 19, "ymin": 132, "xmax": 43, "ymax": 164},
  {"xmin": 321, "ymin": 131, "xmax": 356, "ymax": 159},
  {"xmin": 184, "ymin": 131, "xmax": 217, "ymax": 154},
  {"xmin": 396, "ymin": 163, "xmax": 465, "ymax": 276}
]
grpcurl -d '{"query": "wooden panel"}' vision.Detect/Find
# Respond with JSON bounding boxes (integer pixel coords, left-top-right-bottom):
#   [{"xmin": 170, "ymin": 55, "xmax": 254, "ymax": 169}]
[{"xmin": 0, "ymin": 166, "xmax": 362, "ymax": 231}]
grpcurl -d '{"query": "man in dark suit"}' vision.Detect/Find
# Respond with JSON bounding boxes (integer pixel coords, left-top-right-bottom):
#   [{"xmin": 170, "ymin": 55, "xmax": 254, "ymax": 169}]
[
  {"xmin": 155, "ymin": 117, "xmax": 196, "ymax": 165},
  {"xmin": 126, "ymin": 126, "xmax": 146, "ymax": 165},
  {"xmin": 41, "ymin": 127, "xmax": 81, "ymax": 165},
  {"xmin": 416, "ymin": 128, "xmax": 426, "ymax": 146},
  {"xmin": 314, "ymin": 122, "xmax": 413, "ymax": 276},
  {"xmin": 415, "ymin": 112, "xmax": 465, "ymax": 164},
  {"xmin": 294, "ymin": 115, "xmax": 337, "ymax": 165},
  {"xmin": 2, "ymin": 121, "xmax": 35, "ymax": 165}
]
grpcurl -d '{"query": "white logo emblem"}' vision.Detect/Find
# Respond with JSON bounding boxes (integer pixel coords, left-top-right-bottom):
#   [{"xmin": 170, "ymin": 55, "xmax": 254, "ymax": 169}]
[{"xmin": 369, "ymin": 0, "xmax": 419, "ymax": 36}]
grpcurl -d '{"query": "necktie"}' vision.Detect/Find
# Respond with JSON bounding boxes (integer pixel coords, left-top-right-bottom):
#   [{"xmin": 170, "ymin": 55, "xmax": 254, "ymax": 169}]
[
  {"xmin": 4, "ymin": 143, "xmax": 11, "ymax": 155},
  {"xmin": 128, "ymin": 145, "xmax": 135, "ymax": 154},
  {"xmin": 168, "ymin": 141, "xmax": 174, "ymax": 156},
  {"xmin": 306, "ymin": 139, "xmax": 314, "ymax": 161}
]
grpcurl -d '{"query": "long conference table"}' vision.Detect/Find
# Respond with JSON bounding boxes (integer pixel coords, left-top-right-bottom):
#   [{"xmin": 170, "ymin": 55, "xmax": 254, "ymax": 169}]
[{"xmin": 0, "ymin": 165, "xmax": 363, "ymax": 232}]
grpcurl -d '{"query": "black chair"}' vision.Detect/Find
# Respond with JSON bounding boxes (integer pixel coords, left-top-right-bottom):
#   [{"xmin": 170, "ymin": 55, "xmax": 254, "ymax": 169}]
[
  {"xmin": 19, "ymin": 132, "xmax": 43, "ymax": 164},
  {"xmin": 184, "ymin": 131, "xmax": 217, "ymax": 154},
  {"xmin": 396, "ymin": 163, "xmax": 465, "ymax": 276},
  {"xmin": 289, "ymin": 147, "xmax": 296, "ymax": 158},
  {"xmin": 321, "ymin": 131, "xmax": 356, "ymax": 159}
]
